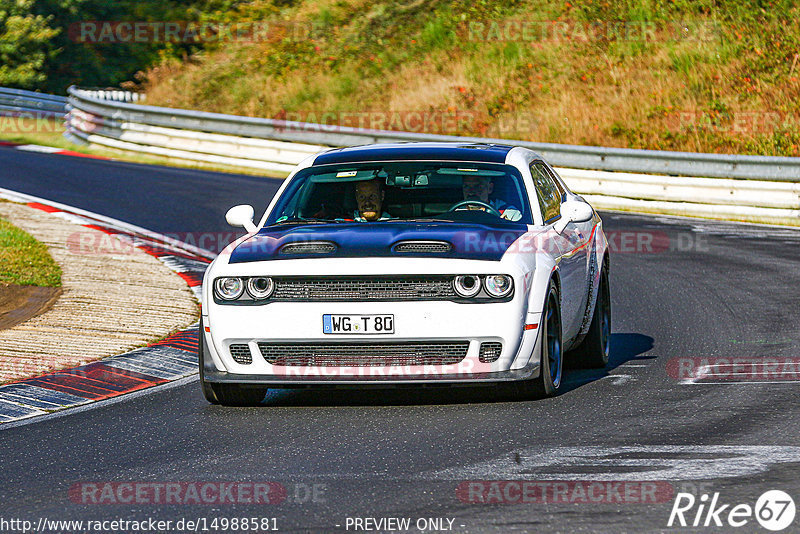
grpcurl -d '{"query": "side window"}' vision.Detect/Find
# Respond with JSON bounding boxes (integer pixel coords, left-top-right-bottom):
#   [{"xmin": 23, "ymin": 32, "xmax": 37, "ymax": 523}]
[
  {"xmin": 530, "ymin": 162, "xmax": 561, "ymax": 222},
  {"xmin": 543, "ymin": 165, "xmax": 567, "ymax": 201}
]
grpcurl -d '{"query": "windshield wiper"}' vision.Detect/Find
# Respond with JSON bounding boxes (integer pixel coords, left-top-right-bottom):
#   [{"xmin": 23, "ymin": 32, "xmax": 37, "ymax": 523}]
[
  {"xmin": 270, "ymin": 217, "xmax": 332, "ymax": 226},
  {"xmin": 387, "ymin": 218, "xmax": 452, "ymax": 223}
]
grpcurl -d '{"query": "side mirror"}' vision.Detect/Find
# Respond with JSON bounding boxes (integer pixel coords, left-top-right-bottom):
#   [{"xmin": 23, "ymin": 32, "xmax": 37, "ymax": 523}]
[
  {"xmin": 553, "ymin": 200, "xmax": 594, "ymax": 233},
  {"xmin": 225, "ymin": 204, "xmax": 257, "ymax": 233}
]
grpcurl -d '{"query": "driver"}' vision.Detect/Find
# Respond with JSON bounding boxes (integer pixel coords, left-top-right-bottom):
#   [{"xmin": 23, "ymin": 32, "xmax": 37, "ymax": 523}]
[
  {"xmin": 354, "ymin": 179, "xmax": 392, "ymax": 222},
  {"xmin": 461, "ymin": 176, "xmax": 522, "ymax": 221}
]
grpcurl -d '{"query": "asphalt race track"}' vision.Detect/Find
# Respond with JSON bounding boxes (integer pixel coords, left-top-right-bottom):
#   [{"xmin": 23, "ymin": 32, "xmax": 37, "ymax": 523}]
[{"xmin": 2, "ymin": 146, "xmax": 800, "ymax": 532}]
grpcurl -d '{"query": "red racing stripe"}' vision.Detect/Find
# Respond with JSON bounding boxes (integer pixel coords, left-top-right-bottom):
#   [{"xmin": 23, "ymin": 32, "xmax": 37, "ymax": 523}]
[
  {"xmin": 149, "ymin": 328, "xmax": 200, "ymax": 353},
  {"xmin": 81, "ymin": 223, "xmax": 116, "ymax": 235},
  {"xmin": 55, "ymin": 150, "xmax": 111, "ymax": 160},
  {"xmin": 26, "ymin": 202, "xmax": 61, "ymax": 213},
  {"xmin": 24, "ymin": 363, "xmax": 166, "ymax": 400}
]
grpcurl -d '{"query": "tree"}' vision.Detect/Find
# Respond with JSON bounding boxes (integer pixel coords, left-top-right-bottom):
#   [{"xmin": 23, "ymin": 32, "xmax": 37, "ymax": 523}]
[{"xmin": 0, "ymin": 0, "xmax": 59, "ymax": 87}]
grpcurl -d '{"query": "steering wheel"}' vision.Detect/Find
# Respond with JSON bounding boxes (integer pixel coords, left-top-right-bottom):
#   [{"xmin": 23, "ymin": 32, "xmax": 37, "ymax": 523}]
[{"xmin": 447, "ymin": 200, "xmax": 502, "ymax": 217}]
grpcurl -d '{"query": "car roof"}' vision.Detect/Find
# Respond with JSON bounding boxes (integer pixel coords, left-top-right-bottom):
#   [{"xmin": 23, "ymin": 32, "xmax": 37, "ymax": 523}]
[{"xmin": 311, "ymin": 142, "xmax": 521, "ymax": 166}]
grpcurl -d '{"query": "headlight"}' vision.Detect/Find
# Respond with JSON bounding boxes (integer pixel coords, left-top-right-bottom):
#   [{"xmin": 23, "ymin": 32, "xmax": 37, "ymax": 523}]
[
  {"xmin": 215, "ymin": 277, "xmax": 244, "ymax": 300},
  {"xmin": 247, "ymin": 276, "xmax": 274, "ymax": 299},
  {"xmin": 484, "ymin": 275, "xmax": 513, "ymax": 298},
  {"xmin": 453, "ymin": 275, "xmax": 481, "ymax": 298}
]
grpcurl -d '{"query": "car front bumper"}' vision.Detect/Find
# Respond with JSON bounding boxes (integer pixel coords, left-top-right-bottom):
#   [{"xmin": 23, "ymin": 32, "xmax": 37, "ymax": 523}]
[
  {"xmin": 203, "ymin": 300, "xmax": 543, "ymax": 385},
  {"xmin": 201, "ymin": 360, "xmax": 540, "ymax": 387}
]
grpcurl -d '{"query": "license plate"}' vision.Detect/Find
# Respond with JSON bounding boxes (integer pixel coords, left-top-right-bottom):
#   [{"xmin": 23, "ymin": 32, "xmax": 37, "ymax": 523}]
[{"xmin": 322, "ymin": 314, "xmax": 394, "ymax": 334}]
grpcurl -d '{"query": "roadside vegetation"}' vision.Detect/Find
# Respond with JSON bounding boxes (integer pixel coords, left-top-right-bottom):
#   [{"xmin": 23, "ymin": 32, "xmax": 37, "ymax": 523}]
[
  {"xmin": 137, "ymin": 0, "xmax": 800, "ymax": 157},
  {"xmin": 0, "ymin": 0, "xmax": 235, "ymax": 92},
  {"xmin": 3, "ymin": 0, "xmax": 798, "ymax": 156},
  {"xmin": 0, "ymin": 214, "xmax": 61, "ymax": 287}
]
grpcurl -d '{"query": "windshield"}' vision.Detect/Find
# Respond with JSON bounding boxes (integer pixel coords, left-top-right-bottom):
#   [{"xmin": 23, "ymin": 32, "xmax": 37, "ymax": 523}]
[{"xmin": 265, "ymin": 161, "xmax": 533, "ymax": 226}]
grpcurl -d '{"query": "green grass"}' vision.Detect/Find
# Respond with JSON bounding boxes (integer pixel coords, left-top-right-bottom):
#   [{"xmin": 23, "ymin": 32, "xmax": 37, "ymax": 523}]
[{"xmin": 0, "ymin": 216, "xmax": 62, "ymax": 287}]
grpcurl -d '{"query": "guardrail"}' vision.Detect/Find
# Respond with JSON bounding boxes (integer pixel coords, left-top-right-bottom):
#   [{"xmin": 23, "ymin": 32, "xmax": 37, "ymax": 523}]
[
  {"xmin": 4, "ymin": 85, "xmax": 798, "ymax": 225},
  {"xmin": 0, "ymin": 87, "xmax": 67, "ymax": 118},
  {"xmin": 63, "ymin": 86, "xmax": 799, "ymax": 225},
  {"xmin": 71, "ymin": 88, "xmax": 145, "ymax": 103}
]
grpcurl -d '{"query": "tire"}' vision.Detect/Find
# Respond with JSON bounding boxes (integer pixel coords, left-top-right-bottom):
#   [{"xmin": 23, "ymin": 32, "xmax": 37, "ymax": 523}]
[
  {"xmin": 571, "ymin": 265, "xmax": 611, "ymax": 369},
  {"xmin": 198, "ymin": 318, "xmax": 268, "ymax": 406},
  {"xmin": 210, "ymin": 383, "xmax": 268, "ymax": 407},
  {"xmin": 501, "ymin": 278, "xmax": 563, "ymax": 400},
  {"xmin": 198, "ymin": 317, "xmax": 220, "ymax": 405}
]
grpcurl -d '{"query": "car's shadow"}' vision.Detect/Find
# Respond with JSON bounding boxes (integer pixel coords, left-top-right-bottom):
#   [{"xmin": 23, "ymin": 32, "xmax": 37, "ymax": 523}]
[
  {"xmin": 252, "ymin": 332, "xmax": 655, "ymax": 407},
  {"xmin": 559, "ymin": 332, "xmax": 655, "ymax": 393}
]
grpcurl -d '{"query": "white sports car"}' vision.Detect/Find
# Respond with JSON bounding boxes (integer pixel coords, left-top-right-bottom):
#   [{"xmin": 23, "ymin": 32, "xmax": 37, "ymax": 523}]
[{"xmin": 200, "ymin": 143, "xmax": 610, "ymax": 405}]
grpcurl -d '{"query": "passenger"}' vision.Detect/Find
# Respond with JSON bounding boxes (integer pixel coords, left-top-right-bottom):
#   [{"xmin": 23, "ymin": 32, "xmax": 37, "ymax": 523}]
[
  {"xmin": 461, "ymin": 176, "xmax": 522, "ymax": 221},
  {"xmin": 354, "ymin": 179, "xmax": 392, "ymax": 222}
]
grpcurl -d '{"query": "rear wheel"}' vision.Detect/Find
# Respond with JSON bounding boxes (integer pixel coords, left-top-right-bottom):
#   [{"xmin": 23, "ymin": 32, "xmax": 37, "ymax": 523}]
[
  {"xmin": 571, "ymin": 265, "xmax": 611, "ymax": 369},
  {"xmin": 501, "ymin": 279, "xmax": 563, "ymax": 400},
  {"xmin": 198, "ymin": 318, "xmax": 268, "ymax": 406}
]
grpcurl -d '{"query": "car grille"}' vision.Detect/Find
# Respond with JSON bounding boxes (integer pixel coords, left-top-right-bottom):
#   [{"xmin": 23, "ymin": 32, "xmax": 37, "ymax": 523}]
[
  {"xmin": 257, "ymin": 341, "xmax": 469, "ymax": 367},
  {"xmin": 229, "ymin": 343, "xmax": 252, "ymax": 364},
  {"xmin": 271, "ymin": 276, "xmax": 457, "ymax": 301},
  {"xmin": 478, "ymin": 342, "xmax": 503, "ymax": 363},
  {"xmin": 393, "ymin": 240, "xmax": 452, "ymax": 253}
]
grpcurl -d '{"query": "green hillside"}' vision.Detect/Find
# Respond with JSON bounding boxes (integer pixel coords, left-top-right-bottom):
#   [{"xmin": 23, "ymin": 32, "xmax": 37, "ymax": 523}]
[
  {"xmin": 5, "ymin": 0, "xmax": 798, "ymax": 156},
  {"xmin": 138, "ymin": 0, "xmax": 800, "ymax": 156}
]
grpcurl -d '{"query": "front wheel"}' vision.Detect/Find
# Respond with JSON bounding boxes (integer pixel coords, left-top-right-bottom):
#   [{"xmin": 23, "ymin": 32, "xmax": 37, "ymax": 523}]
[
  {"xmin": 198, "ymin": 318, "xmax": 219, "ymax": 404},
  {"xmin": 211, "ymin": 384, "xmax": 268, "ymax": 407},
  {"xmin": 199, "ymin": 318, "xmax": 268, "ymax": 406},
  {"xmin": 501, "ymin": 278, "xmax": 563, "ymax": 400}
]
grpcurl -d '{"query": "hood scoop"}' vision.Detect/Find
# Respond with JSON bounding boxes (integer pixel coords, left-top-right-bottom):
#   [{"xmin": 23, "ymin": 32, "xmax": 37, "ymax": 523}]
[
  {"xmin": 279, "ymin": 241, "xmax": 337, "ymax": 255},
  {"xmin": 392, "ymin": 240, "xmax": 452, "ymax": 254},
  {"xmin": 228, "ymin": 221, "xmax": 529, "ymax": 263}
]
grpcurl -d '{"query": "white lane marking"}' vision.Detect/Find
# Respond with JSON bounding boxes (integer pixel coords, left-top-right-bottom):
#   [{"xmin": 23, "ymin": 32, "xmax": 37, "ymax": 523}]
[
  {"xmin": 0, "ymin": 186, "xmax": 215, "ymax": 259},
  {"xmin": 0, "ymin": 384, "xmax": 87, "ymax": 410},
  {"xmin": 50, "ymin": 211, "xmax": 96, "ymax": 225},
  {"xmin": 0, "ymin": 375, "xmax": 199, "ymax": 431},
  {"xmin": 564, "ymin": 374, "xmax": 636, "ymax": 387},
  {"xmin": 606, "ymin": 374, "xmax": 634, "ymax": 385},
  {"xmin": 633, "ymin": 211, "xmax": 800, "ymax": 235},
  {"xmin": 416, "ymin": 446, "xmax": 800, "ymax": 481},
  {"xmin": 681, "ymin": 362, "xmax": 800, "ymax": 385},
  {"xmin": 683, "ymin": 382, "xmax": 800, "ymax": 385},
  {"xmin": 159, "ymin": 255, "xmax": 210, "ymax": 273},
  {"xmin": 15, "ymin": 144, "xmax": 62, "ymax": 153},
  {"xmin": 104, "ymin": 346, "xmax": 197, "ymax": 380},
  {"xmin": 681, "ymin": 364, "xmax": 711, "ymax": 384},
  {"xmin": 0, "ymin": 399, "xmax": 46, "ymax": 420}
]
